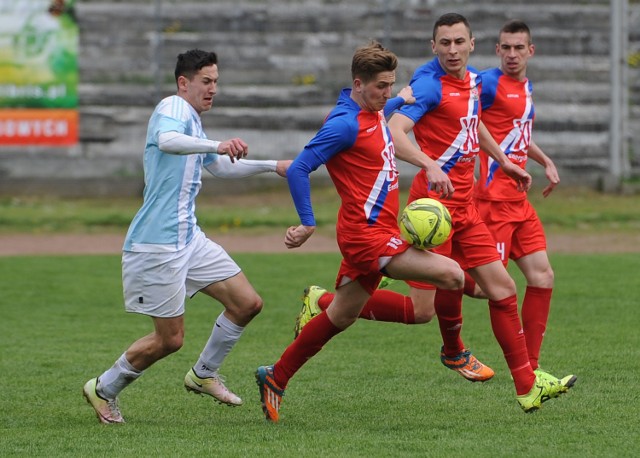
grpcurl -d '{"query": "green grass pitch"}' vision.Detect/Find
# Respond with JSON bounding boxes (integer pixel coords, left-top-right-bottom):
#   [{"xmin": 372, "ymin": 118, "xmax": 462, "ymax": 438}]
[{"xmin": 0, "ymin": 252, "xmax": 638, "ymax": 456}]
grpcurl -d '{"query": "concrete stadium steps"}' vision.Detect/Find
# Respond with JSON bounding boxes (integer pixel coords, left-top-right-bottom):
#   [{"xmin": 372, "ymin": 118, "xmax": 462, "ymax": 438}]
[
  {"xmin": 76, "ymin": 104, "xmax": 609, "ymax": 166},
  {"xmin": 76, "ymin": 2, "xmax": 615, "ymax": 83},
  {"xmin": 3, "ymin": 0, "xmax": 636, "ymax": 194},
  {"xmin": 79, "ymin": 83, "xmax": 335, "ymax": 108},
  {"xmin": 78, "ymin": 97, "xmax": 610, "ymax": 139},
  {"xmin": 532, "ymin": 81, "xmax": 611, "ymax": 105},
  {"xmin": 195, "ymin": 102, "xmax": 609, "ymax": 133},
  {"xmin": 79, "ymin": 55, "xmax": 613, "ymax": 107},
  {"xmin": 80, "ymin": 75, "xmax": 613, "ymax": 107}
]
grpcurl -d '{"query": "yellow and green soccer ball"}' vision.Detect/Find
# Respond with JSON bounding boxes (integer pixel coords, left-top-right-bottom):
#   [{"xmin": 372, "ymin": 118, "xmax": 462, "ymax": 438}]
[{"xmin": 399, "ymin": 198, "xmax": 452, "ymax": 250}]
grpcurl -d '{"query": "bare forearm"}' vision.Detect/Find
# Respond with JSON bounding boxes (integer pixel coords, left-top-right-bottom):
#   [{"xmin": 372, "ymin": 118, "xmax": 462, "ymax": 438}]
[
  {"xmin": 528, "ymin": 140, "xmax": 552, "ymax": 167},
  {"xmin": 392, "ymin": 130, "xmax": 435, "ymax": 170}
]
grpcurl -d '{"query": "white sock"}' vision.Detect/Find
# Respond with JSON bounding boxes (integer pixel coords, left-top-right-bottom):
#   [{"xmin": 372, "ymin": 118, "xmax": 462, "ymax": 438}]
[
  {"xmin": 97, "ymin": 352, "xmax": 143, "ymax": 399},
  {"xmin": 194, "ymin": 313, "xmax": 244, "ymax": 378}
]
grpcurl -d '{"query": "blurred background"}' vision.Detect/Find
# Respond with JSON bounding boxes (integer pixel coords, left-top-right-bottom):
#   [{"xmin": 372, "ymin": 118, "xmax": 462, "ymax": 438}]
[{"xmin": 1, "ymin": 0, "xmax": 639, "ymax": 198}]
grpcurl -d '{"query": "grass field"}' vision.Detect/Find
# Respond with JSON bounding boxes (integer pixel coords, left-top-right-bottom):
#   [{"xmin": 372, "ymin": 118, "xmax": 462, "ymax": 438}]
[{"xmin": 1, "ymin": 251, "xmax": 638, "ymax": 457}]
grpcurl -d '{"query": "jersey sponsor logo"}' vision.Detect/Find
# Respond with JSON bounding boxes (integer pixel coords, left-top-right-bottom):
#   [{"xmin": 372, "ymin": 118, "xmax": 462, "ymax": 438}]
[
  {"xmin": 508, "ymin": 119, "xmax": 532, "ymax": 153},
  {"xmin": 436, "ymin": 114, "xmax": 479, "ymax": 172},
  {"xmin": 432, "ymin": 75, "xmax": 480, "ymax": 173},
  {"xmin": 486, "ymin": 118, "xmax": 532, "ymax": 185},
  {"xmin": 460, "ymin": 115, "xmax": 480, "ymax": 153}
]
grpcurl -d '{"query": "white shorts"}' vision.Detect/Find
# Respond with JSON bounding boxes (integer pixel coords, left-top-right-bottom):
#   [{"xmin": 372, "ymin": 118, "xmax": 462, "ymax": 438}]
[{"xmin": 122, "ymin": 231, "xmax": 241, "ymax": 318}]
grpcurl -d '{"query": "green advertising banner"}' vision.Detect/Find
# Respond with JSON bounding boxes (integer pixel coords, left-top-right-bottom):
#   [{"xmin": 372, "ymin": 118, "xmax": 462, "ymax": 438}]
[{"xmin": 0, "ymin": 0, "xmax": 78, "ymax": 145}]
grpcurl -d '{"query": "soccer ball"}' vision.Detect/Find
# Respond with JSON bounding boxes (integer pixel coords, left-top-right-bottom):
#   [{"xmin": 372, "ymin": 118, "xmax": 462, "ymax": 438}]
[{"xmin": 399, "ymin": 198, "xmax": 452, "ymax": 250}]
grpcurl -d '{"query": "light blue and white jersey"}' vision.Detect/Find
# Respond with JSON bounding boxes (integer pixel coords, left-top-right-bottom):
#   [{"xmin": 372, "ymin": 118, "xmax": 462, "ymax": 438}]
[{"xmin": 123, "ymin": 95, "xmax": 218, "ymax": 252}]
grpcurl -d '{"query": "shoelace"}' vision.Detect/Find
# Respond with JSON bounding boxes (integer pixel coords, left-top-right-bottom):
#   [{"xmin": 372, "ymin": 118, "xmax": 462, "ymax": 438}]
[
  {"xmin": 469, "ymin": 358, "xmax": 482, "ymax": 370},
  {"xmin": 107, "ymin": 398, "xmax": 122, "ymax": 417},
  {"xmin": 212, "ymin": 373, "xmax": 231, "ymax": 394},
  {"xmin": 212, "ymin": 373, "xmax": 226, "ymax": 383}
]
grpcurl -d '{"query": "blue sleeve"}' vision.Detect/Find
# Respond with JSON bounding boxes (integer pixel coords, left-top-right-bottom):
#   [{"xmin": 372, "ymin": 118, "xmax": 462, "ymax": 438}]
[
  {"xmin": 287, "ymin": 113, "xmax": 357, "ymax": 226},
  {"xmin": 397, "ymin": 76, "xmax": 441, "ymax": 123},
  {"xmin": 383, "ymin": 96, "xmax": 406, "ymax": 118},
  {"xmin": 479, "ymin": 69, "xmax": 499, "ymax": 111}
]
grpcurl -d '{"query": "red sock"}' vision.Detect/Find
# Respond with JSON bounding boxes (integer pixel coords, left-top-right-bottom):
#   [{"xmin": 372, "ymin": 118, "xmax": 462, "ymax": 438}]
[
  {"xmin": 317, "ymin": 292, "xmax": 332, "ymax": 310},
  {"xmin": 360, "ymin": 290, "xmax": 415, "ymax": 323},
  {"xmin": 273, "ymin": 311, "xmax": 341, "ymax": 388},
  {"xmin": 317, "ymin": 290, "xmax": 415, "ymax": 324},
  {"xmin": 488, "ymin": 294, "xmax": 535, "ymax": 395},
  {"xmin": 463, "ymin": 271, "xmax": 477, "ymax": 298},
  {"xmin": 521, "ymin": 286, "xmax": 552, "ymax": 371},
  {"xmin": 434, "ymin": 288, "xmax": 465, "ymax": 356}
]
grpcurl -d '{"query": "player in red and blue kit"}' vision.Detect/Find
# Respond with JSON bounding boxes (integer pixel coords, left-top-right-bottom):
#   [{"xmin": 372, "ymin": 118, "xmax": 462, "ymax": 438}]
[
  {"xmin": 255, "ymin": 41, "xmax": 465, "ymax": 423},
  {"xmin": 473, "ymin": 20, "xmax": 576, "ymax": 388},
  {"xmin": 388, "ymin": 13, "xmax": 571, "ymax": 413}
]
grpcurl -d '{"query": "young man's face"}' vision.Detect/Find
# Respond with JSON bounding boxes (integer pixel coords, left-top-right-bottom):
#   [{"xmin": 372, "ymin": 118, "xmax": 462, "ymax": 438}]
[
  {"xmin": 431, "ymin": 22, "xmax": 474, "ymax": 79},
  {"xmin": 354, "ymin": 70, "xmax": 395, "ymax": 112},
  {"xmin": 179, "ymin": 64, "xmax": 218, "ymax": 114},
  {"xmin": 497, "ymin": 32, "xmax": 534, "ymax": 80}
]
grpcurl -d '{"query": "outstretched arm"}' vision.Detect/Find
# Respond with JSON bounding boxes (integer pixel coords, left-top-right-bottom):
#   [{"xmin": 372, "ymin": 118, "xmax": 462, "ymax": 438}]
[
  {"xmin": 204, "ymin": 156, "xmax": 291, "ymax": 179},
  {"xmin": 158, "ymin": 131, "xmax": 248, "ymax": 162}
]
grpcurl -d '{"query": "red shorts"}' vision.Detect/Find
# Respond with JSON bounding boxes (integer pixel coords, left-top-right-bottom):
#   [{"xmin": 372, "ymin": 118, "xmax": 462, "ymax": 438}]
[
  {"xmin": 336, "ymin": 228, "xmax": 411, "ymax": 295},
  {"xmin": 407, "ymin": 202, "xmax": 500, "ymax": 290},
  {"xmin": 475, "ymin": 198, "xmax": 547, "ymax": 265}
]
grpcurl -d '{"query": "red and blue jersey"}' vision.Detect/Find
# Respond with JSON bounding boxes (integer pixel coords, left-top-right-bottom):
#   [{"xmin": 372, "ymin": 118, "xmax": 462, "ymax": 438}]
[
  {"xmin": 398, "ymin": 58, "xmax": 481, "ymax": 207},
  {"xmin": 475, "ymin": 67, "xmax": 534, "ymax": 202},
  {"xmin": 287, "ymin": 88, "xmax": 403, "ymax": 237}
]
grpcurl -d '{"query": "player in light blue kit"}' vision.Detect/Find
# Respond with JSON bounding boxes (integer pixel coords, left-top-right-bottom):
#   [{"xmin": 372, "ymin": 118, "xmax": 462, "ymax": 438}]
[{"xmin": 83, "ymin": 49, "xmax": 290, "ymax": 424}]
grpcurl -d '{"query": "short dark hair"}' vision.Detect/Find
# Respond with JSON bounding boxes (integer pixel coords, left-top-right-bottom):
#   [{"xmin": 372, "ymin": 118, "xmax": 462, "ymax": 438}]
[
  {"xmin": 351, "ymin": 41, "xmax": 398, "ymax": 83},
  {"xmin": 499, "ymin": 19, "xmax": 532, "ymax": 43},
  {"xmin": 432, "ymin": 13, "xmax": 472, "ymax": 41},
  {"xmin": 174, "ymin": 49, "xmax": 218, "ymax": 83}
]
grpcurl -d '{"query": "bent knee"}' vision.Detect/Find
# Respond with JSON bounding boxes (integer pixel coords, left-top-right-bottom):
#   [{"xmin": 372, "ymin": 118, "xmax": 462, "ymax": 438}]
[
  {"xmin": 535, "ymin": 268, "xmax": 555, "ymax": 288},
  {"xmin": 523, "ymin": 263, "xmax": 554, "ymax": 288},
  {"xmin": 161, "ymin": 334, "xmax": 184, "ymax": 355},
  {"xmin": 240, "ymin": 294, "xmax": 264, "ymax": 319},
  {"xmin": 250, "ymin": 295, "xmax": 264, "ymax": 317},
  {"xmin": 440, "ymin": 268, "xmax": 465, "ymax": 291},
  {"xmin": 414, "ymin": 308, "xmax": 436, "ymax": 324}
]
